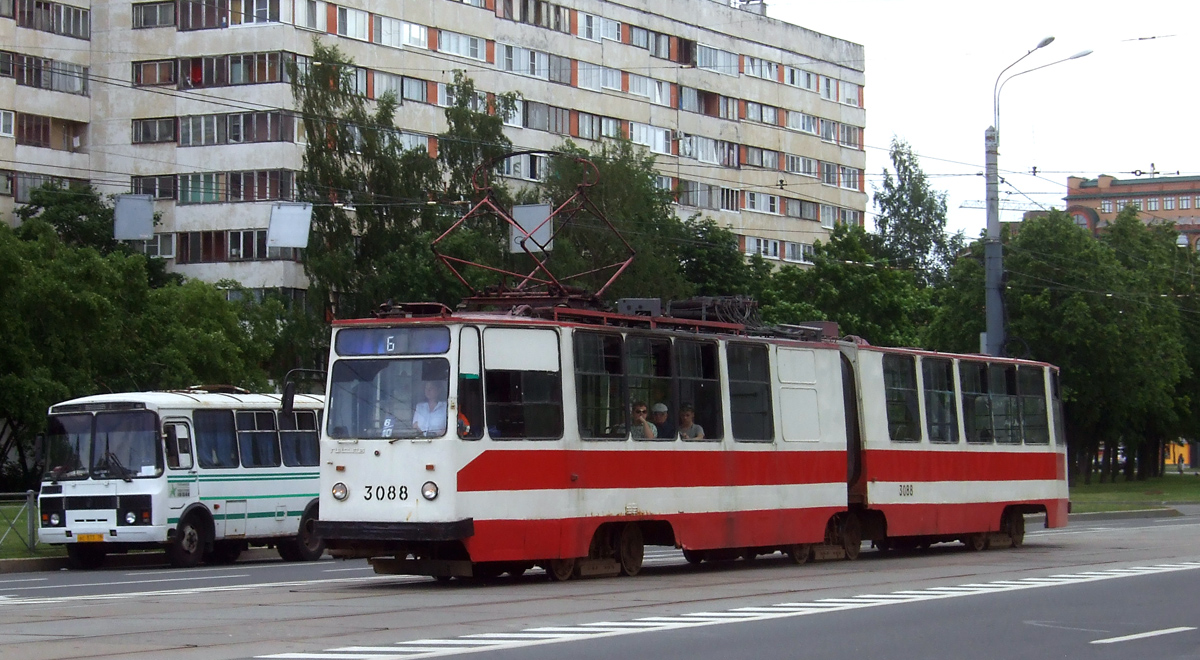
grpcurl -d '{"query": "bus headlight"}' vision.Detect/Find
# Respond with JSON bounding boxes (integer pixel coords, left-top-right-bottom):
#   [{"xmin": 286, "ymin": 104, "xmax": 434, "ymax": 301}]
[
  {"xmin": 125, "ymin": 511, "xmax": 137, "ymax": 525},
  {"xmin": 49, "ymin": 513, "xmax": 61, "ymax": 526},
  {"xmin": 332, "ymin": 482, "xmax": 349, "ymax": 501},
  {"xmin": 421, "ymin": 481, "xmax": 438, "ymax": 501}
]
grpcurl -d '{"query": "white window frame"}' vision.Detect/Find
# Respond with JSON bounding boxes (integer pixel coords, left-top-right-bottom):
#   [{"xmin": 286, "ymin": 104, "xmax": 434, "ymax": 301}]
[
  {"xmin": 577, "ymin": 62, "xmax": 601, "ymax": 91},
  {"xmin": 841, "ymin": 81, "xmax": 860, "ymax": 106},
  {"xmin": 1164, "ymin": 197, "xmax": 1176, "ymax": 211},
  {"xmin": 578, "ymin": 12, "xmax": 599, "ymax": 41},
  {"xmin": 601, "ymin": 67, "xmax": 622, "ymax": 90},
  {"xmin": 1183, "ymin": 196, "xmax": 1193, "ymax": 210},
  {"xmin": 0, "ymin": 110, "xmax": 14, "ymax": 137},
  {"xmin": 336, "ymin": 6, "xmax": 368, "ymax": 40},
  {"xmin": 696, "ymin": 44, "xmax": 738, "ymax": 76},
  {"xmin": 439, "ymin": 30, "xmax": 485, "ymax": 61},
  {"xmin": 1100, "ymin": 199, "xmax": 1113, "ymax": 213},
  {"xmin": 745, "ymin": 192, "xmax": 779, "ymax": 214},
  {"xmin": 840, "ymin": 166, "xmax": 860, "ymax": 190}
]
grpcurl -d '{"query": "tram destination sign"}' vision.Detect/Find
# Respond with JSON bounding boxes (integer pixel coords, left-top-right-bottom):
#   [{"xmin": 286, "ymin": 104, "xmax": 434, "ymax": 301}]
[{"xmin": 335, "ymin": 326, "xmax": 451, "ymax": 356}]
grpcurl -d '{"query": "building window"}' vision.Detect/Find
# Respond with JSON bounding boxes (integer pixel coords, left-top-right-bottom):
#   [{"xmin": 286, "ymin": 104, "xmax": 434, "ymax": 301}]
[
  {"xmin": 840, "ymin": 208, "xmax": 862, "ymax": 225},
  {"xmin": 548, "ymin": 54, "xmax": 571, "ymax": 84},
  {"xmin": 785, "ymin": 66, "xmax": 817, "ymax": 91},
  {"xmin": 785, "ymin": 154, "xmax": 818, "ymax": 178},
  {"xmin": 179, "ymin": 114, "xmax": 225, "ymax": 146},
  {"xmin": 841, "ymin": 81, "xmax": 860, "ymax": 106},
  {"xmin": 745, "ymin": 147, "xmax": 778, "ymax": 170},
  {"xmin": 297, "ymin": 0, "xmax": 325, "ymax": 30},
  {"xmin": 577, "ymin": 12, "xmax": 599, "ymax": 41},
  {"xmin": 12, "ymin": 55, "xmax": 88, "ymax": 96},
  {"xmin": 820, "ymin": 118, "xmax": 837, "ymax": 142},
  {"xmin": 678, "ymin": 180, "xmax": 717, "ymax": 209},
  {"xmin": 0, "ymin": 0, "xmax": 12, "ymax": 17},
  {"xmin": 822, "ymin": 162, "xmax": 839, "ymax": 186},
  {"xmin": 840, "ymin": 166, "xmax": 860, "ymax": 190},
  {"xmin": 839, "ymin": 124, "xmax": 861, "ymax": 148},
  {"xmin": 785, "ymin": 198, "xmax": 818, "ymax": 221},
  {"xmin": 601, "ymin": 67, "xmax": 621, "ymax": 90},
  {"xmin": 132, "ymin": 117, "xmax": 176, "ymax": 144},
  {"xmin": 1133, "ymin": 199, "xmax": 1143, "ymax": 211},
  {"xmin": 748, "ymin": 237, "xmax": 779, "ymax": 258},
  {"xmin": 402, "ymin": 77, "xmax": 427, "ymax": 102},
  {"xmin": 439, "ymin": 30, "xmax": 485, "ymax": 60},
  {"xmin": 1148, "ymin": 197, "xmax": 1159, "ymax": 212},
  {"xmin": 1165, "ymin": 197, "xmax": 1176, "ymax": 211},
  {"xmin": 16, "ymin": 0, "xmax": 90, "ymax": 39},
  {"xmin": 696, "ymin": 45, "xmax": 738, "ymax": 75},
  {"xmin": 720, "ymin": 188, "xmax": 739, "ymax": 212},
  {"xmin": 132, "ymin": 1, "xmax": 174, "ymax": 28},
  {"xmin": 745, "ymin": 192, "xmax": 779, "ymax": 214},
  {"xmin": 228, "ymin": 228, "xmax": 268, "ymax": 260},
  {"xmin": 577, "ymin": 62, "xmax": 601, "ymax": 91},
  {"xmin": 630, "ymin": 122, "xmax": 671, "ymax": 155},
  {"xmin": 1072, "ymin": 213, "xmax": 1087, "ymax": 229},
  {"xmin": 1182, "ymin": 196, "xmax": 1192, "ymax": 210},
  {"xmin": 229, "ymin": 0, "xmax": 278, "ymax": 25},
  {"xmin": 133, "ymin": 59, "xmax": 176, "ymax": 86},
  {"xmin": 744, "ymin": 57, "xmax": 778, "ymax": 80},
  {"xmin": 0, "ymin": 110, "xmax": 13, "ymax": 138},
  {"xmin": 178, "ymin": 0, "xmax": 227, "ymax": 31},
  {"xmin": 336, "ymin": 6, "xmax": 368, "ymax": 40},
  {"xmin": 1100, "ymin": 199, "xmax": 1113, "ymax": 213},
  {"xmin": 820, "ymin": 204, "xmax": 836, "ymax": 229},
  {"xmin": 745, "ymin": 102, "xmax": 777, "ymax": 125},
  {"xmin": 820, "ymin": 75, "xmax": 836, "ymax": 100},
  {"xmin": 785, "ymin": 241, "xmax": 814, "ymax": 263},
  {"xmin": 132, "ymin": 174, "xmax": 176, "ymax": 199},
  {"xmin": 788, "ymin": 111, "xmax": 818, "ymax": 134},
  {"xmin": 17, "ymin": 113, "xmax": 85, "ymax": 151}
]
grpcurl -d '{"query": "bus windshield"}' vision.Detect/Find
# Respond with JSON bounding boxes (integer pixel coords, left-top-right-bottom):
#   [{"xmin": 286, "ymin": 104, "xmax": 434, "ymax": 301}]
[
  {"xmin": 43, "ymin": 411, "xmax": 163, "ymax": 481},
  {"xmin": 328, "ymin": 358, "xmax": 450, "ymax": 439}
]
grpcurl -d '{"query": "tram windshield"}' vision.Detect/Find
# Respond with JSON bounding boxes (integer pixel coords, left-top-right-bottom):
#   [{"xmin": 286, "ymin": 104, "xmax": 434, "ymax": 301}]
[
  {"xmin": 328, "ymin": 358, "xmax": 451, "ymax": 439},
  {"xmin": 44, "ymin": 411, "xmax": 163, "ymax": 481}
]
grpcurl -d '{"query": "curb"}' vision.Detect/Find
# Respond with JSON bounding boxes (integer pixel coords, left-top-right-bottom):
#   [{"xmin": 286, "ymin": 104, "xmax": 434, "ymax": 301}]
[{"xmin": 0, "ymin": 547, "xmax": 281, "ymax": 574}]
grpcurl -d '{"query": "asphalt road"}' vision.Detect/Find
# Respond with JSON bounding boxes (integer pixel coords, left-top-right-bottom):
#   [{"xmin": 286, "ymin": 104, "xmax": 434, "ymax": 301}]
[{"xmin": 3, "ymin": 516, "xmax": 1199, "ymax": 660}]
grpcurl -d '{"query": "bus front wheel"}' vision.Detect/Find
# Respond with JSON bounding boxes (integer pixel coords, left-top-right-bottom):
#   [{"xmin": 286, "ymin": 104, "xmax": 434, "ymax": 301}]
[{"xmin": 167, "ymin": 516, "xmax": 207, "ymax": 568}]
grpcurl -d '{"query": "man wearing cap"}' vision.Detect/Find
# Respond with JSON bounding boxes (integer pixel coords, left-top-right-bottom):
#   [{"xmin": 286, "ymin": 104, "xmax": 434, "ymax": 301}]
[{"xmin": 651, "ymin": 402, "xmax": 676, "ymax": 439}]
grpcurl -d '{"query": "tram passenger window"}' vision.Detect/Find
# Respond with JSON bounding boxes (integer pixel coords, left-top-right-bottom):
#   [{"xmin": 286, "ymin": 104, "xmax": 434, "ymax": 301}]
[
  {"xmin": 1050, "ymin": 369, "xmax": 1065, "ymax": 446},
  {"xmin": 195, "ymin": 410, "xmax": 239, "ymax": 468},
  {"xmin": 627, "ymin": 336, "xmax": 674, "ymax": 440},
  {"xmin": 922, "ymin": 358, "xmax": 958, "ymax": 444},
  {"xmin": 575, "ymin": 332, "xmax": 627, "ymax": 440},
  {"xmin": 484, "ymin": 327, "xmax": 563, "ymax": 440},
  {"xmin": 1019, "ymin": 366, "xmax": 1049, "ymax": 444},
  {"xmin": 458, "ymin": 327, "xmax": 484, "ymax": 440},
  {"xmin": 882, "ymin": 354, "xmax": 920, "ymax": 442},
  {"xmin": 280, "ymin": 410, "xmax": 319, "ymax": 466},
  {"xmin": 960, "ymin": 362, "xmax": 993, "ymax": 444},
  {"xmin": 675, "ymin": 340, "xmax": 722, "ymax": 441},
  {"xmin": 990, "ymin": 365, "xmax": 1021, "ymax": 444},
  {"xmin": 237, "ymin": 411, "xmax": 281, "ymax": 468},
  {"xmin": 728, "ymin": 343, "xmax": 773, "ymax": 441}
]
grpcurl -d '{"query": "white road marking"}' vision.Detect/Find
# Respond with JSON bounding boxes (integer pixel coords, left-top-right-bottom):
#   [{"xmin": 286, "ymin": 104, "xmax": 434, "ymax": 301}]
[
  {"xmin": 1091, "ymin": 626, "xmax": 1197, "ymax": 644},
  {"xmin": 322, "ymin": 567, "xmax": 376, "ymax": 573},
  {"xmin": 257, "ymin": 561, "xmax": 1200, "ymax": 660},
  {"xmin": 0, "ymin": 577, "xmax": 48, "ymax": 585},
  {"xmin": 1, "ymin": 574, "xmax": 249, "ymax": 592},
  {"xmin": 0, "ymin": 575, "xmax": 394, "ymax": 606}
]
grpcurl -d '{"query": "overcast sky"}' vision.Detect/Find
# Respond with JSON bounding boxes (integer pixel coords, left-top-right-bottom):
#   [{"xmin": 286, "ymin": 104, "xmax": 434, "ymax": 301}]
[{"xmin": 769, "ymin": 0, "xmax": 1199, "ymax": 238}]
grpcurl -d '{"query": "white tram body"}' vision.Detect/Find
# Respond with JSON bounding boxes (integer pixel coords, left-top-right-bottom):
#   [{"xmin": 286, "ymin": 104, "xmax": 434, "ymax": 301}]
[
  {"xmin": 39, "ymin": 389, "xmax": 326, "ymax": 568},
  {"xmin": 316, "ymin": 310, "xmax": 1067, "ymax": 577}
]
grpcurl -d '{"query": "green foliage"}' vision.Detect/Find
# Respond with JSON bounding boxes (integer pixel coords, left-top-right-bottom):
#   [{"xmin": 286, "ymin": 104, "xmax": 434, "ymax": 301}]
[
  {"xmin": 678, "ymin": 217, "xmax": 769, "ymax": 297},
  {"xmin": 874, "ymin": 138, "xmax": 964, "ymax": 286},
  {"xmin": 759, "ymin": 223, "xmax": 931, "ymax": 346}
]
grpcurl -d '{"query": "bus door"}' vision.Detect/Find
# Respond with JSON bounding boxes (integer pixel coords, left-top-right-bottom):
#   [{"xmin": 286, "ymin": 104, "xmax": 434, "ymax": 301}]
[
  {"xmin": 224, "ymin": 500, "xmax": 248, "ymax": 537},
  {"xmin": 163, "ymin": 420, "xmax": 197, "ymax": 511}
]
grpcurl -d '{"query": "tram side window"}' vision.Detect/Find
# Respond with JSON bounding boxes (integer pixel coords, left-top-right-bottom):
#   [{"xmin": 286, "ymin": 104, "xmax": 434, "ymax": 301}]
[
  {"xmin": 922, "ymin": 358, "xmax": 959, "ymax": 444},
  {"xmin": 989, "ymin": 365, "xmax": 1021, "ymax": 444},
  {"xmin": 628, "ymin": 336, "xmax": 674, "ymax": 440},
  {"xmin": 728, "ymin": 343, "xmax": 773, "ymax": 441},
  {"xmin": 1019, "ymin": 366, "xmax": 1050, "ymax": 444},
  {"xmin": 279, "ymin": 410, "xmax": 319, "ymax": 466},
  {"xmin": 675, "ymin": 340, "xmax": 722, "ymax": 441},
  {"xmin": 575, "ymin": 332, "xmax": 627, "ymax": 440},
  {"xmin": 1050, "ymin": 369, "xmax": 1065, "ymax": 446},
  {"xmin": 484, "ymin": 327, "xmax": 563, "ymax": 440},
  {"xmin": 237, "ymin": 411, "xmax": 281, "ymax": 467},
  {"xmin": 960, "ymin": 362, "xmax": 993, "ymax": 444},
  {"xmin": 882, "ymin": 354, "xmax": 920, "ymax": 442},
  {"xmin": 195, "ymin": 409, "xmax": 239, "ymax": 468},
  {"xmin": 458, "ymin": 327, "xmax": 485, "ymax": 440}
]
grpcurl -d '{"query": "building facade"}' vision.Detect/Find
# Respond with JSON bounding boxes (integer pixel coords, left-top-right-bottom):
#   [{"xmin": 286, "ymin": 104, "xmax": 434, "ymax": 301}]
[
  {"xmin": 1065, "ymin": 174, "xmax": 1200, "ymax": 248},
  {"xmin": 1, "ymin": 0, "xmax": 867, "ymax": 297}
]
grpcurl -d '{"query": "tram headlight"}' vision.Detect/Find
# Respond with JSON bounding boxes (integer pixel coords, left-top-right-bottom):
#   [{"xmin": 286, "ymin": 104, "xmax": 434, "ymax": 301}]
[
  {"xmin": 332, "ymin": 482, "xmax": 349, "ymax": 501},
  {"xmin": 124, "ymin": 511, "xmax": 137, "ymax": 525},
  {"xmin": 49, "ymin": 513, "xmax": 61, "ymax": 526},
  {"xmin": 421, "ymin": 481, "xmax": 438, "ymax": 501}
]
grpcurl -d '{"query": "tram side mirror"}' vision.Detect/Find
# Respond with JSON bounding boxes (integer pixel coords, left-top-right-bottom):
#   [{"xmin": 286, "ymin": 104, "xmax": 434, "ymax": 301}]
[{"xmin": 282, "ymin": 381, "xmax": 297, "ymax": 416}]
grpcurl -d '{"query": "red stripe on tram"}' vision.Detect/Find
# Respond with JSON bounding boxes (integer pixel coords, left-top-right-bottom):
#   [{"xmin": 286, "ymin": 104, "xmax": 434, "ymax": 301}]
[
  {"xmin": 862, "ymin": 449, "xmax": 1062, "ymax": 482},
  {"xmin": 457, "ymin": 449, "xmax": 848, "ymax": 492}
]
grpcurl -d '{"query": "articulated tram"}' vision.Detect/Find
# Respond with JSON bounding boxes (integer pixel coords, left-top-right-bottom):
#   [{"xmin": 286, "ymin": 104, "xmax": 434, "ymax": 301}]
[{"xmin": 315, "ymin": 305, "xmax": 1067, "ymax": 580}]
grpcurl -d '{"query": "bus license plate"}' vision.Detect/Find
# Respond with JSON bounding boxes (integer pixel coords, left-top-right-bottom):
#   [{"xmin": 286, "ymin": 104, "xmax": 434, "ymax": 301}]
[{"xmin": 76, "ymin": 534, "xmax": 104, "ymax": 543}]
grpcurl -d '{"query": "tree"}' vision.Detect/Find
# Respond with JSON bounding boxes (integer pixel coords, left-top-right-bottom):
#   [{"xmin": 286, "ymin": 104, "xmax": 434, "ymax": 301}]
[
  {"xmin": 760, "ymin": 223, "xmax": 930, "ymax": 346},
  {"xmin": 874, "ymin": 138, "xmax": 963, "ymax": 287},
  {"xmin": 678, "ymin": 217, "xmax": 770, "ymax": 298}
]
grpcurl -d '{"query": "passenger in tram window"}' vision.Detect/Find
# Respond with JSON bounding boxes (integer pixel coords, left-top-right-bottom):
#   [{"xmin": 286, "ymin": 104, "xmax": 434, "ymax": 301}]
[
  {"xmin": 630, "ymin": 401, "xmax": 657, "ymax": 439},
  {"xmin": 651, "ymin": 402, "xmax": 676, "ymax": 439},
  {"xmin": 678, "ymin": 404, "xmax": 705, "ymax": 440},
  {"xmin": 412, "ymin": 381, "xmax": 448, "ymax": 436}
]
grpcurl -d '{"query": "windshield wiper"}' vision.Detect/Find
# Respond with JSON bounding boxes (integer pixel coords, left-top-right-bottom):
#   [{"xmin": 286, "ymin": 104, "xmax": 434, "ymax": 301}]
[{"xmin": 105, "ymin": 452, "xmax": 134, "ymax": 483}]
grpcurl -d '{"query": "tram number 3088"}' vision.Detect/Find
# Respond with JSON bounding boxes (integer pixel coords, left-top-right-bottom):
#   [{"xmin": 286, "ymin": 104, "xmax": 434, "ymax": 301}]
[{"xmin": 364, "ymin": 485, "xmax": 408, "ymax": 501}]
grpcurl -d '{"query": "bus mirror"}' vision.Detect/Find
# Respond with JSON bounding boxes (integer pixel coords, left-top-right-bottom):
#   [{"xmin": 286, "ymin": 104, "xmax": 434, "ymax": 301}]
[
  {"xmin": 34, "ymin": 434, "xmax": 44, "ymax": 465},
  {"xmin": 282, "ymin": 381, "xmax": 297, "ymax": 416}
]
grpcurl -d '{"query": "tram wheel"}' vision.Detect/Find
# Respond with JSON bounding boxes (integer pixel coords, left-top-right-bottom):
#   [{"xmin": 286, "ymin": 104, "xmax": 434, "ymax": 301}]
[
  {"xmin": 618, "ymin": 524, "xmax": 645, "ymax": 576},
  {"xmin": 786, "ymin": 544, "xmax": 811, "ymax": 565},
  {"xmin": 1007, "ymin": 512, "xmax": 1026, "ymax": 548},
  {"xmin": 548, "ymin": 558, "xmax": 576, "ymax": 582},
  {"xmin": 841, "ymin": 514, "xmax": 862, "ymax": 561},
  {"xmin": 965, "ymin": 533, "xmax": 988, "ymax": 552},
  {"xmin": 682, "ymin": 549, "xmax": 705, "ymax": 564}
]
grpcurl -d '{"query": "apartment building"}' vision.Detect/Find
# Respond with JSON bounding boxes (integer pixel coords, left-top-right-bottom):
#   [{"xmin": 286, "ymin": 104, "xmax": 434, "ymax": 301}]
[
  {"xmin": 1, "ymin": 0, "xmax": 867, "ymax": 297},
  {"xmin": 1065, "ymin": 174, "xmax": 1200, "ymax": 248}
]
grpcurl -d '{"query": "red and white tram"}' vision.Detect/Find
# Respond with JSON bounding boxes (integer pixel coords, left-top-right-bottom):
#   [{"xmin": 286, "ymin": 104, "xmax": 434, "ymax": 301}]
[{"xmin": 314, "ymin": 304, "xmax": 1067, "ymax": 579}]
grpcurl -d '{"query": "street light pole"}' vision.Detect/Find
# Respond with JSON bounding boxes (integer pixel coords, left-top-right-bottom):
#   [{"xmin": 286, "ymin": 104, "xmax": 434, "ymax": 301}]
[{"xmin": 984, "ymin": 38, "xmax": 1090, "ymax": 356}]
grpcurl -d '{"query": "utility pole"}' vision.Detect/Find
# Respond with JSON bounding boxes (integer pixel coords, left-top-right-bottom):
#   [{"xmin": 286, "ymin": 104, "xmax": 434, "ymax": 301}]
[{"xmin": 984, "ymin": 126, "xmax": 1003, "ymax": 356}]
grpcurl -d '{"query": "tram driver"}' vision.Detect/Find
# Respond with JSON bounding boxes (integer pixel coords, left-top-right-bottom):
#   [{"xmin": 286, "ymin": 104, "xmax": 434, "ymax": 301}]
[{"xmin": 413, "ymin": 381, "xmax": 448, "ymax": 436}]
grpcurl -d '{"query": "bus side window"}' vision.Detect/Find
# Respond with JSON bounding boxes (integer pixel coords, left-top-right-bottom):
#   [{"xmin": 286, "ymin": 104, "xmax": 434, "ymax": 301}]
[{"xmin": 165, "ymin": 424, "xmax": 193, "ymax": 470}]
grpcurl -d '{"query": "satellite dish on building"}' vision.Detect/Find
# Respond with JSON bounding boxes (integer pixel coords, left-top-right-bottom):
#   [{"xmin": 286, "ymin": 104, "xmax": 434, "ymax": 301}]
[
  {"xmin": 267, "ymin": 203, "xmax": 314, "ymax": 249},
  {"xmin": 113, "ymin": 194, "xmax": 155, "ymax": 240}
]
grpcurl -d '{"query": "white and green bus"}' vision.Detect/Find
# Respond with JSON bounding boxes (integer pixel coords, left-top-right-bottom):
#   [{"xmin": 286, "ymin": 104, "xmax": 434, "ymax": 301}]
[{"xmin": 38, "ymin": 388, "xmax": 325, "ymax": 569}]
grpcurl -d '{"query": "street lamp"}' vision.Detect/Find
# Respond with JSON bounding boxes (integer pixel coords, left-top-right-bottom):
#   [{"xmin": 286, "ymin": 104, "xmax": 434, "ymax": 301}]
[{"xmin": 984, "ymin": 39, "xmax": 1091, "ymax": 356}]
